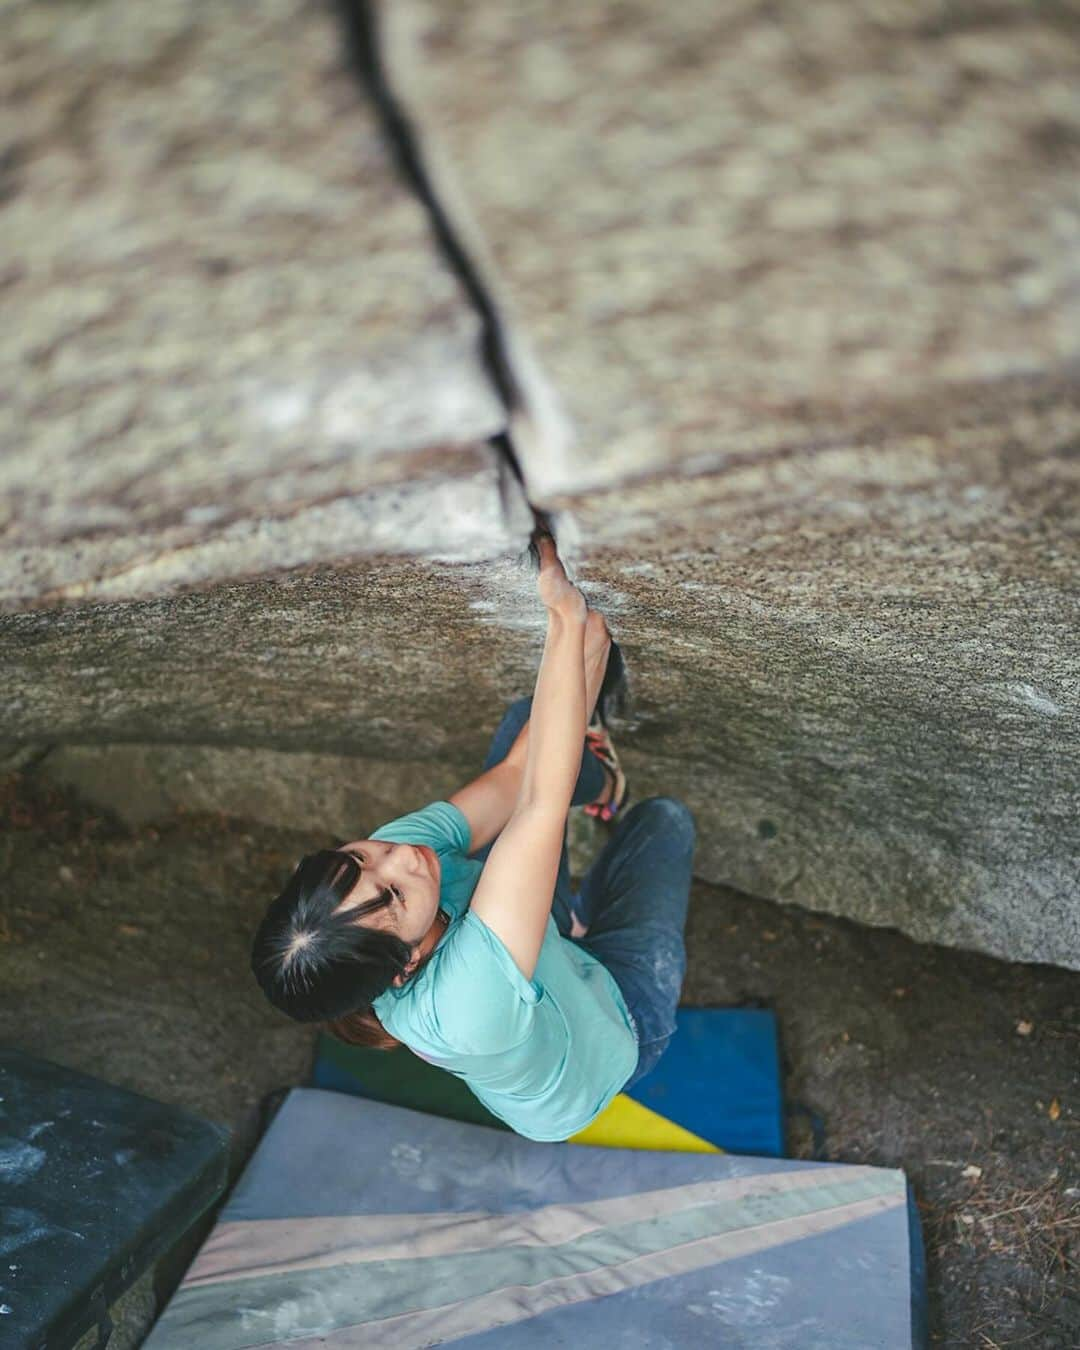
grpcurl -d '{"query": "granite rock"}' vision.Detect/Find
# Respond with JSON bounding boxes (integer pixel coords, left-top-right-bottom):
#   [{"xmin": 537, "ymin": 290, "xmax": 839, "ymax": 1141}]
[
  {"xmin": 363, "ymin": 0, "xmax": 1080, "ymax": 964},
  {"xmin": 2, "ymin": 0, "xmax": 1078, "ymax": 968},
  {"xmin": 382, "ymin": 0, "xmax": 1080, "ymax": 499},
  {"xmin": 0, "ymin": 0, "xmax": 514, "ymax": 607}
]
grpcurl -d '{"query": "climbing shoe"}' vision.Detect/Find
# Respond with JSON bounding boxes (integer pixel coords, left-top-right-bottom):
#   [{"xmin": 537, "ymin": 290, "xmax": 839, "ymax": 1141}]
[{"xmin": 583, "ymin": 716, "xmax": 630, "ymax": 824}]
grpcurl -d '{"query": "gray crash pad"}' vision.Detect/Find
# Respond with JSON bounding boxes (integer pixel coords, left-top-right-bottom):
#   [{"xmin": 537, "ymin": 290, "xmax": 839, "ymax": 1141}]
[{"xmin": 145, "ymin": 1086, "xmax": 924, "ymax": 1348}]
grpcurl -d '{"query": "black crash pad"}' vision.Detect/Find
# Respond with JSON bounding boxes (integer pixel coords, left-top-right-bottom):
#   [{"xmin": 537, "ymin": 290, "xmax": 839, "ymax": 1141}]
[{"xmin": 0, "ymin": 1048, "xmax": 230, "ymax": 1350}]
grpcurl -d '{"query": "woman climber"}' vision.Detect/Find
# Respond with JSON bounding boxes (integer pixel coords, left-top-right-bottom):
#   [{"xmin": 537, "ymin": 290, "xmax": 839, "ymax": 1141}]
[{"xmin": 250, "ymin": 529, "xmax": 697, "ymax": 1141}]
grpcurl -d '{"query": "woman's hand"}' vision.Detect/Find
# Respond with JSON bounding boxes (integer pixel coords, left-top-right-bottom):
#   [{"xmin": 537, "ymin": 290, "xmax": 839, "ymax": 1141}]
[{"xmin": 535, "ymin": 530, "xmax": 586, "ymax": 621}]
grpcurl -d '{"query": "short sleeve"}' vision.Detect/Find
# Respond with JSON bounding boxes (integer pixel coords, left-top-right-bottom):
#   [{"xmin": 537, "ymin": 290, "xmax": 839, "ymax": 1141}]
[
  {"xmin": 407, "ymin": 912, "xmax": 542, "ymax": 1056},
  {"xmin": 459, "ymin": 912, "xmax": 543, "ymax": 1005},
  {"xmin": 369, "ymin": 800, "xmax": 470, "ymax": 856}
]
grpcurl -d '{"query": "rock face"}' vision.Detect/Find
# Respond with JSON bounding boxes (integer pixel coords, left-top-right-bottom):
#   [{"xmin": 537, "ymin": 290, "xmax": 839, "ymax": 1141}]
[
  {"xmin": 3, "ymin": 0, "xmax": 1078, "ymax": 968},
  {"xmin": 382, "ymin": 0, "xmax": 1080, "ymax": 503},
  {"xmin": 0, "ymin": 0, "xmax": 517, "ymax": 607}
]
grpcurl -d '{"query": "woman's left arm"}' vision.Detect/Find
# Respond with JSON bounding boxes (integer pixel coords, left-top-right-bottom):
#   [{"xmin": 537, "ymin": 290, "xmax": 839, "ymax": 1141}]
[{"xmin": 448, "ymin": 611, "xmax": 611, "ymax": 855}]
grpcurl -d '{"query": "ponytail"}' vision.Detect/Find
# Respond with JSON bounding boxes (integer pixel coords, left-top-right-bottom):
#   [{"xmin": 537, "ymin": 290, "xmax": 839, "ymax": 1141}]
[{"xmin": 323, "ymin": 1005, "xmax": 402, "ymax": 1051}]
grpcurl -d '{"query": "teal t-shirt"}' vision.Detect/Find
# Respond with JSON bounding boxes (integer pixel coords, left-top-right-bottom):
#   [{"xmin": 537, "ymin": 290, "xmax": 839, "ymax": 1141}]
[{"xmin": 368, "ymin": 800, "xmax": 638, "ymax": 1141}]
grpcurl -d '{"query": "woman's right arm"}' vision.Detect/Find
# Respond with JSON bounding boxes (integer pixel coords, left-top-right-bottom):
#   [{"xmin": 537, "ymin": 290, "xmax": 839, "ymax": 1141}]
[
  {"xmin": 469, "ymin": 535, "xmax": 588, "ymax": 980},
  {"xmin": 517, "ymin": 531, "xmax": 589, "ymax": 811},
  {"xmin": 517, "ymin": 609, "xmax": 587, "ymax": 810}
]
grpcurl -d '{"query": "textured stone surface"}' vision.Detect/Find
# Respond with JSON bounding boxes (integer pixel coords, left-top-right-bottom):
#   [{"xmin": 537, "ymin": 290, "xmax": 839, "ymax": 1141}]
[
  {"xmin": 6, "ymin": 536, "xmax": 1077, "ymax": 967},
  {"xmin": 0, "ymin": 560, "xmax": 547, "ymax": 751},
  {"xmin": 2, "ymin": 0, "xmax": 1078, "ymax": 968},
  {"xmin": 0, "ymin": 0, "xmax": 513, "ymax": 607},
  {"xmin": 32, "ymin": 739, "xmax": 609, "ymax": 878},
  {"xmin": 372, "ymin": 0, "xmax": 1079, "ymax": 964},
  {"xmin": 36, "ymin": 742, "xmax": 464, "ymax": 841},
  {"xmin": 386, "ymin": 0, "xmax": 1080, "ymax": 499}
]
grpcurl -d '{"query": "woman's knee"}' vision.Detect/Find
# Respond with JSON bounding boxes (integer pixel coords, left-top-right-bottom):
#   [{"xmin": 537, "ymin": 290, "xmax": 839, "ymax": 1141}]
[{"xmin": 640, "ymin": 795, "xmax": 696, "ymax": 841}]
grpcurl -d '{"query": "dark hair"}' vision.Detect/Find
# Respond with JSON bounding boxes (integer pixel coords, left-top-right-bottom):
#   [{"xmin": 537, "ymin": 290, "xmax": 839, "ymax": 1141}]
[{"xmin": 250, "ymin": 848, "xmax": 411, "ymax": 1048}]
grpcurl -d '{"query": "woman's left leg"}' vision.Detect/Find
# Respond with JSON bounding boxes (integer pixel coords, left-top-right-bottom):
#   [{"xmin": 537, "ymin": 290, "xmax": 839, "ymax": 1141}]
[
  {"xmin": 468, "ymin": 695, "xmax": 607, "ymax": 936},
  {"xmin": 575, "ymin": 796, "xmax": 697, "ymax": 1089}
]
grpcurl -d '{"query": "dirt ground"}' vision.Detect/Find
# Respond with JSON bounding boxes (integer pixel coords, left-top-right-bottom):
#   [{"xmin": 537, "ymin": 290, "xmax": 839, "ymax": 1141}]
[{"xmin": 1, "ymin": 768, "xmax": 1077, "ymax": 1348}]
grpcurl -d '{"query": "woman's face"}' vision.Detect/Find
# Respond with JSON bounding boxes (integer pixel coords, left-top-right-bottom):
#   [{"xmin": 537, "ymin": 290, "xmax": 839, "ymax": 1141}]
[{"xmin": 332, "ymin": 839, "xmax": 442, "ymax": 948}]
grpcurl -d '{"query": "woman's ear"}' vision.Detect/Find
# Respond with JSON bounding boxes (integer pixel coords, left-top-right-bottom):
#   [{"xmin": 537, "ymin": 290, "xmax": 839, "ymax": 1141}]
[{"xmin": 392, "ymin": 955, "xmax": 419, "ymax": 987}]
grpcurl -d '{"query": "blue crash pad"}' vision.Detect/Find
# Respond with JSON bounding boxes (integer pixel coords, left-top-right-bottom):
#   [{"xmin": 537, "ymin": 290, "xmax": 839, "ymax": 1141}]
[{"xmin": 312, "ymin": 1004, "xmax": 786, "ymax": 1156}]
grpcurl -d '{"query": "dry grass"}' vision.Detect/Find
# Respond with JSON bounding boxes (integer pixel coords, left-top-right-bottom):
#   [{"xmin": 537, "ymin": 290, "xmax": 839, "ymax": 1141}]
[{"xmin": 922, "ymin": 1165, "xmax": 1080, "ymax": 1346}]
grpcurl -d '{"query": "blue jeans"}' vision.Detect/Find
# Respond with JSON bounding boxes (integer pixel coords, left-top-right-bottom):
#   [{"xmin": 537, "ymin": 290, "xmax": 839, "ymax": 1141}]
[{"xmin": 469, "ymin": 696, "xmax": 696, "ymax": 1089}]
